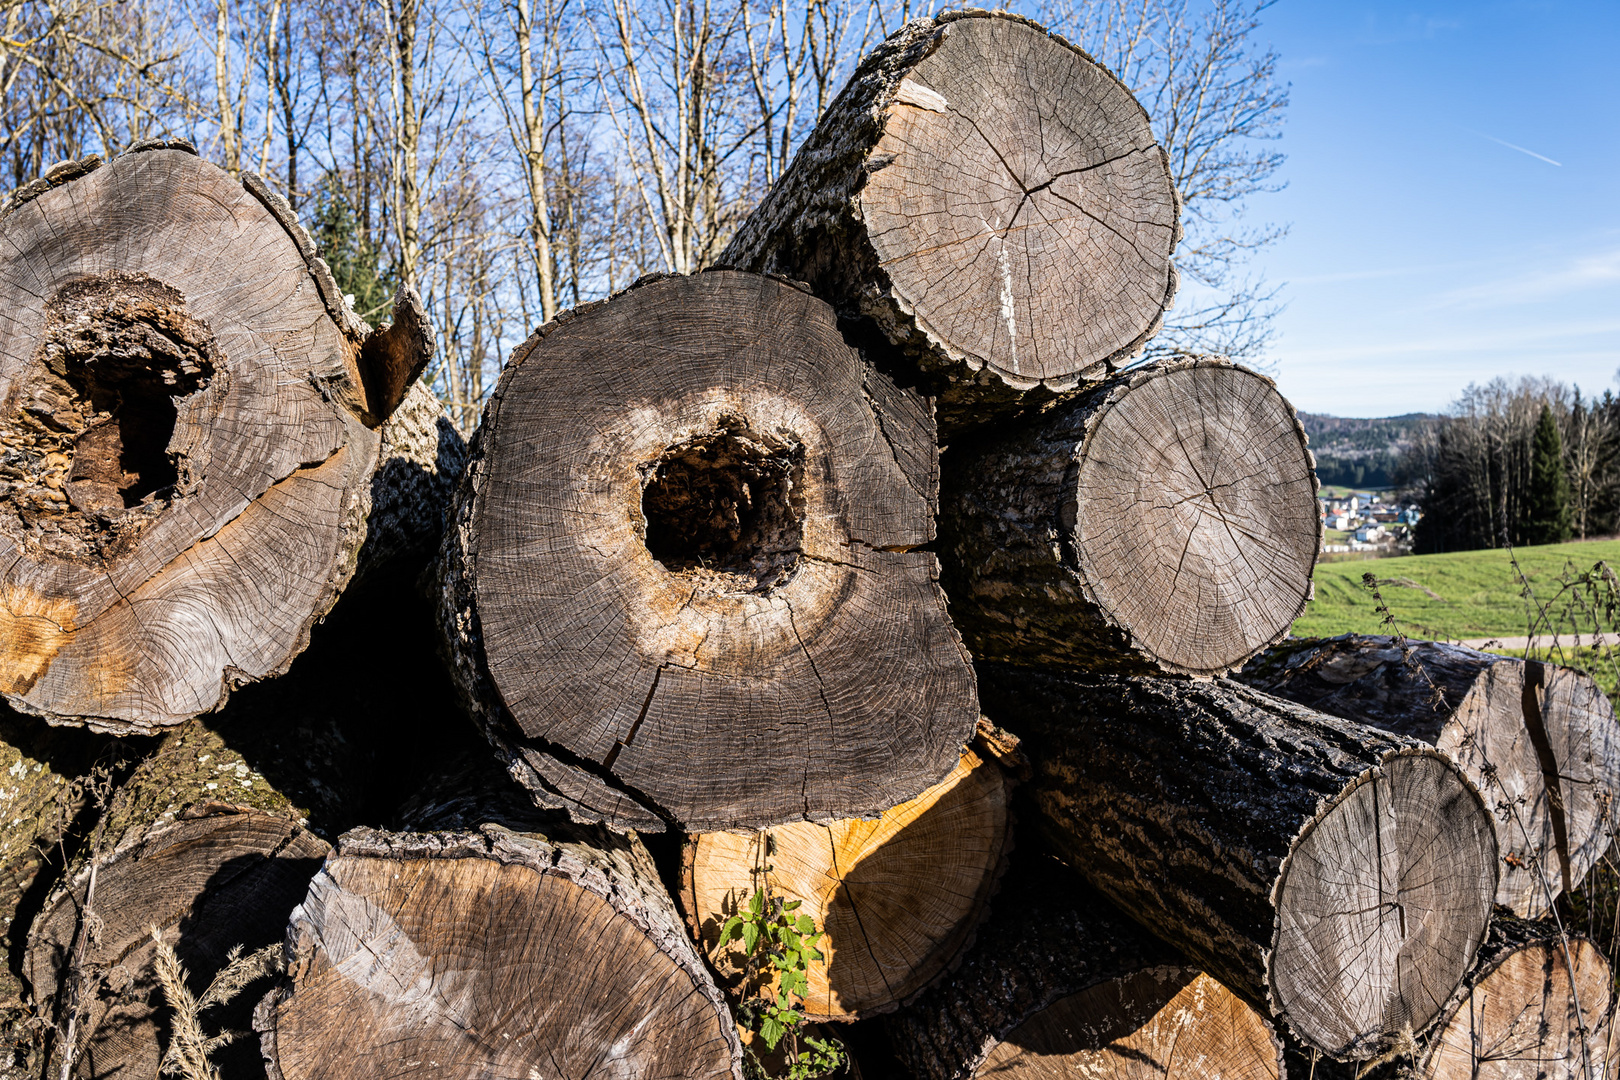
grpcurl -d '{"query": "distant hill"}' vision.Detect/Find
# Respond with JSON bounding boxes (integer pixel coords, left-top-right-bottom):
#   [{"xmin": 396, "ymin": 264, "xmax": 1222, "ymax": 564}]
[{"xmin": 1298, "ymin": 413, "xmax": 1438, "ymax": 490}]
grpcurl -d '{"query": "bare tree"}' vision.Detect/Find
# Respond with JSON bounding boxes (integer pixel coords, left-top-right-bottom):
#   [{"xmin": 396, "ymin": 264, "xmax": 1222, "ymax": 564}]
[{"xmin": 1034, "ymin": 0, "xmax": 1289, "ymax": 360}]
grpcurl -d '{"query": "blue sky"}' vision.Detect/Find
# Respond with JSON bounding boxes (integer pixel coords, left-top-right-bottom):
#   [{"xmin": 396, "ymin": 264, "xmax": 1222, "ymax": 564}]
[{"xmin": 1247, "ymin": 1, "xmax": 1619, "ymax": 417}]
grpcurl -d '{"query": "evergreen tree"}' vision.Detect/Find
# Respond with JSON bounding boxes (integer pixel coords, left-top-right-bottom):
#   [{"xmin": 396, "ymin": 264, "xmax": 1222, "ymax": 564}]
[
  {"xmin": 1522, "ymin": 403, "xmax": 1571, "ymax": 545},
  {"xmin": 310, "ymin": 177, "xmax": 393, "ymax": 322}
]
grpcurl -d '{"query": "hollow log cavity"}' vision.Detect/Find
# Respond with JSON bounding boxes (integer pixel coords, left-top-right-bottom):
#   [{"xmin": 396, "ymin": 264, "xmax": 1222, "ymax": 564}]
[
  {"xmin": 438, "ymin": 270, "xmax": 979, "ymax": 832},
  {"xmin": 0, "ymin": 146, "xmax": 424, "ymax": 732},
  {"xmin": 980, "ymin": 666, "xmax": 1498, "ymax": 1061},
  {"xmin": 721, "ymin": 11, "xmax": 1179, "ymax": 430},
  {"xmin": 682, "ymin": 743, "xmax": 1011, "ymax": 1020},
  {"xmin": 940, "ymin": 357, "xmax": 1319, "ymax": 676},
  {"xmin": 1237, "ymin": 636, "xmax": 1620, "ymax": 919}
]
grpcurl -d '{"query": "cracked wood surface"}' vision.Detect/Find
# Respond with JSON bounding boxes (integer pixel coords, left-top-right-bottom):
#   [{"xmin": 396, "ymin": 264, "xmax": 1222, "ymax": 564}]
[
  {"xmin": 25, "ymin": 722, "xmax": 330, "ymax": 1079},
  {"xmin": 1236, "ymin": 635, "xmax": 1620, "ymax": 920},
  {"xmin": 681, "ymin": 742, "xmax": 1011, "ymax": 1021},
  {"xmin": 1418, "ymin": 914, "xmax": 1611, "ymax": 1080},
  {"xmin": 720, "ymin": 10, "xmax": 1179, "ymax": 433},
  {"xmin": 0, "ymin": 145, "xmax": 439, "ymax": 733},
  {"xmin": 979, "ymin": 665, "xmax": 1498, "ymax": 1061},
  {"xmin": 437, "ymin": 269, "xmax": 978, "ymax": 832},
  {"xmin": 940, "ymin": 357, "xmax": 1318, "ymax": 677},
  {"xmin": 887, "ymin": 852, "xmax": 1282, "ymax": 1080},
  {"xmin": 256, "ymin": 823, "xmax": 743, "ymax": 1080}
]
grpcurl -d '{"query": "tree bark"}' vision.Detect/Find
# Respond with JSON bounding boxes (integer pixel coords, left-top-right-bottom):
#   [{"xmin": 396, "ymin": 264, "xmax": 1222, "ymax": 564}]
[
  {"xmin": 719, "ymin": 11, "xmax": 1180, "ymax": 433},
  {"xmin": 24, "ymin": 721, "xmax": 331, "ymax": 1079},
  {"xmin": 0, "ymin": 142, "xmax": 438, "ymax": 733},
  {"xmin": 939, "ymin": 357, "xmax": 1319, "ymax": 677},
  {"xmin": 1235, "ymin": 636, "xmax": 1620, "ymax": 920},
  {"xmin": 680, "ymin": 731, "xmax": 1015, "ymax": 1021},
  {"xmin": 886, "ymin": 853, "xmax": 1283, "ymax": 1080},
  {"xmin": 977, "ymin": 664, "xmax": 1499, "ymax": 1062},
  {"xmin": 254, "ymin": 817, "xmax": 744, "ymax": 1079},
  {"xmin": 438, "ymin": 269, "xmax": 978, "ymax": 833}
]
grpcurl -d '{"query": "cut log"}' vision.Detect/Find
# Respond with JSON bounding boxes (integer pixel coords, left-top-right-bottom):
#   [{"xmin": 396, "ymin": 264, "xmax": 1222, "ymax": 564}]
[
  {"xmin": 255, "ymin": 817, "xmax": 744, "ymax": 1079},
  {"xmin": 977, "ymin": 665, "xmax": 1499, "ymax": 1061},
  {"xmin": 939, "ymin": 357, "xmax": 1319, "ymax": 677},
  {"xmin": 887, "ymin": 852, "xmax": 1283, "ymax": 1080},
  {"xmin": 681, "ymin": 734, "xmax": 1014, "ymax": 1020},
  {"xmin": 1418, "ymin": 914, "xmax": 1612, "ymax": 1080},
  {"xmin": 438, "ymin": 269, "xmax": 978, "ymax": 832},
  {"xmin": 24, "ymin": 721, "xmax": 330, "ymax": 1079},
  {"xmin": 0, "ymin": 143, "xmax": 436, "ymax": 733},
  {"xmin": 720, "ymin": 11, "xmax": 1180, "ymax": 433},
  {"xmin": 1236, "ymin": 636, "xmax": 1620, "ymax": 919}
]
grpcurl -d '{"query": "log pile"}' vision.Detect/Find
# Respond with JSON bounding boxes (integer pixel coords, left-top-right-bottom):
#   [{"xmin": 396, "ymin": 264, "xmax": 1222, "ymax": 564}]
[{"xmin": 0, "ymin": 11, "xmax": 1614, "ymax": 1080}]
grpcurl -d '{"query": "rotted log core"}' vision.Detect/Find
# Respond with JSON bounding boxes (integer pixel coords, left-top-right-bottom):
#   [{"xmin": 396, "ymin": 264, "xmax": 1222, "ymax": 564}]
[
  {"xmin": 720, "ymin": 11, "xmax": 1180, "ymax": 431},
  {"xmin": 1237, "ymin": 636, "xmax": 1620, "ymax": 918},
  {"xmin": 0, "ymin": 144, "xmax": 434, "ymax": 732},
  {"xmin": 682, "ymin": 739, "xmax": 1012, "ymax": 1020},
  {"xmin": 438, "ymin": 269, "xmax": 978, "ymax": 833},
  {"xmin": 980, "ymin": 666, "xmax": 1498, "ymax": 1061}
]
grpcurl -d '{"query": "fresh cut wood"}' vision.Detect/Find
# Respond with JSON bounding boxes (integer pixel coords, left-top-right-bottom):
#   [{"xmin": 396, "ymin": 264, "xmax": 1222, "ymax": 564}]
[
  {"xmin": 939, "ymin": 357, "xmax": 1319, "ymax": 677},
  {"xmin": 681, "ymin": 733, "xmax": 1014, "ymax": 1020},
  {"xmin": 719, "ymin": 10, "xmax": 1180, "ymax": 433},
  {"xmin": 0, "ymin": 143, "xmax": 436, "ymax": 733},
  {"xmin": 977, "ymin": 664, "xmax": 1498, "ymax": 1062},
  {"xmin": 886, "ymin": 852, "xmax": 1283, "ymax": 1080},
  {"xmin": 438, "ymin": 269, "xmax": 978, "ymax": 833},
  {"xmin": 1419, "ymin": 914, "xmax": 1611, "ymax": 1080},
  {"xmin": 1236, "ymin": 635, "xmax": 1620, "ymax": 918}
]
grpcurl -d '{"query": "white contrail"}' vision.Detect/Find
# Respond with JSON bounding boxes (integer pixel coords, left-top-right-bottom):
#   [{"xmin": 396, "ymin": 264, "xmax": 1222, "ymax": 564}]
[{"xmin": 1471, "ymin": 129, "xmax": 1562, "ymax": 166}]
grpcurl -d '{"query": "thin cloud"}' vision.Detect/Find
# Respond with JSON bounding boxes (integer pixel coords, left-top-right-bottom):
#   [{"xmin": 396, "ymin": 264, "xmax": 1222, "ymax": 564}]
[
  {"xmin": 1435, "ymin": 249, "xmax": 1620, "ymax": 307},
  {"xmin": 1466, "ymin": 128, "xmax": 1562, "ymax": 166}
]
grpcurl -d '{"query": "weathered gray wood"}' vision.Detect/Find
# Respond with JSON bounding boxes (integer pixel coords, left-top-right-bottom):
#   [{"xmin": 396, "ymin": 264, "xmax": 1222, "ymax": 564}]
[
  {"xmin": 438, "ymin": 269, "xmax": 978, "ymax": 833},
  {"xmin": 719, "ymin": 10, "xmax": 1180, "ymax": 433},
  {"xmin": 1237, "ymin": 636, "xmax": 1620, "ymax": 919},
  {"xmin": 25, "ymin": 722, "xmax": 330, "ymax": 1080},
  {"xmin": 0, "ymin": 144, "xmax": 438, "ymax": 733},
  {"xmin": 939, "ymin": 357, "xmax": 1319, "ymax": 677},
  {"xmin": 977, "ymin": 664, "xmax": 1498, "ymax": 1062},
  {"xmin": 255, "ymin": 818, "xmax": 744, "ymax": 1080},
  {"xmin": 887, "ymin": 852, "xmax": 1283, "ymax": 1080}
]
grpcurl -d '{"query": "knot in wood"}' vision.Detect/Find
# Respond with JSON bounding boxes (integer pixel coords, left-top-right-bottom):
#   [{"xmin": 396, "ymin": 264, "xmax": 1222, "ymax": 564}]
[
  {"xmin": 2, "ymin": 272, "xmax": 219, "ymax": 563},
  {"xmin": 639, "ymin": 416, "xmax": 806, "ymax": 596}
]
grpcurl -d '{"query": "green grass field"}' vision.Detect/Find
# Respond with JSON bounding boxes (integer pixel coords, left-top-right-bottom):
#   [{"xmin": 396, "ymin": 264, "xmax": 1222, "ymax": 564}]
[{"xmin": 1294, "ymin": 539, "xmax": 1620, "ymax": 640}]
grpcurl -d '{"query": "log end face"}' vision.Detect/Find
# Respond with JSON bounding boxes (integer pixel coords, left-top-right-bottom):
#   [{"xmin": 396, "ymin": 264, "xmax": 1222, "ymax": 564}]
[
  {"xmin": 860, "ymin": 14, "xmax": 1178, "ymax": 392},
  {"xmin": 1073, "ymin": 360, "xmax": 1318, "ymax": 676},
  {"xmin": 1269, "ymin": 751, "xmax": 1497, "ymax": 1060}
]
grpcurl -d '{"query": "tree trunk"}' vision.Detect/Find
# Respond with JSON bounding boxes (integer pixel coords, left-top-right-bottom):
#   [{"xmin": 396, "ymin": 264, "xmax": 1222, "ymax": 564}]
[
  {"xmin": 254, "ymin": 816, "xmax": 744, "ymax": 1079},
  {"xmin": 0, "ymin": 143, "xmax": 437, "ymax": 733},
  {"xmin": 887, "ymin": 853, "xmax": 1283, "ymax": 1080},
  {"xmin": 438, "ymin": 269, "xmax": 978, "ymax": 833},
  {"xmin": 977, "ymin": 664, "xmax": 1499, "ymax": 1062},
  {"xmin": 719, "ymin": 11, "xmax": 1180, "ymax": 434},
  {"xmin": 939, "ymin": 358, "xmax": 1319, "ymax": 677},
  {"xmin": 1235, "ymin": 636, "xmax": 1620, "ymax": 919},
  {"xmin": 24, "ymin": 721, "xmax": 331, "ymax": 1079},
  {"xmin": 1418, "ymin": 914, "xmax": 1611, "ymax": 1080},
  {"xmin": 680, "ymin": 731, "xmax": 1015, "ymax": 1021}
]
